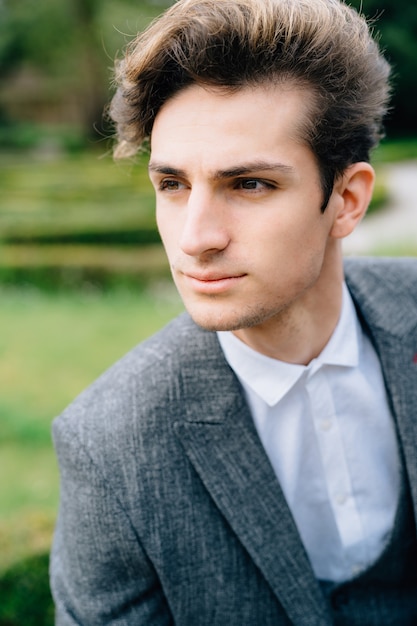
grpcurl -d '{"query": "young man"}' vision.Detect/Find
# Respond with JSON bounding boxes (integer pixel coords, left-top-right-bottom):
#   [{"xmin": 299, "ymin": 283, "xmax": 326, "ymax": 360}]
[{"xmin": 50, "ymin": 0, "xmax": 417, "ymax": 623}]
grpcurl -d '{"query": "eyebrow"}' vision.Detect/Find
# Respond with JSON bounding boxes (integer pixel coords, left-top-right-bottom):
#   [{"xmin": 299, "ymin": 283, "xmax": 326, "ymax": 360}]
[{"xmin": 148, "ymin": 160, "xmax": 296, "ymax": 179}]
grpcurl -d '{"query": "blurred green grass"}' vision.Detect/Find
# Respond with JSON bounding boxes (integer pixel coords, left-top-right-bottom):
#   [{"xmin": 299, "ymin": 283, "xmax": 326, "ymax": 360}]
[
  {"xmin": 0, "ymin": 285, "xmax": 183, "ymax": 572},
  {"xmin": 0, "ymin": 446, "xmax": 58, "ymax": 572},
  {"xmin": 0, "ymin": 285, "xmax": 183, "ymax": 445}
]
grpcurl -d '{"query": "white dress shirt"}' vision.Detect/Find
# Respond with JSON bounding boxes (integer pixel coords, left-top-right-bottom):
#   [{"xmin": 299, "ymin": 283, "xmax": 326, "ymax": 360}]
[{"xmin": 217, "ymin": 283, "xmax": 400, "ymax": 582}]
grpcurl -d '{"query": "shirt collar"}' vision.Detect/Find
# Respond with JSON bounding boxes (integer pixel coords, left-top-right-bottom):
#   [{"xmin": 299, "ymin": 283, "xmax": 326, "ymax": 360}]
[{"xmin": 217, "ymin": 283, "xmax": 360, "ymax": 407}]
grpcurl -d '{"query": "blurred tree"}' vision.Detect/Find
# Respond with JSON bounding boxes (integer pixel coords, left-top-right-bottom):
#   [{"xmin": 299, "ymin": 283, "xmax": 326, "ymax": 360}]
[
  {"xmin": 0, "ymin": 0, "xmax": 72, "ymax": 74},
  {"xmin": 0, "ymin": 0, "xmax": 171, "ymax": 139},
  {"xmin": 0, "ymin": 0, "xmax": 415, "ymax": 138},
  {"xmin": 69, "ymin": 0, "xmax": 108, "ymax": 138},
  {"xmin": 0, "ymin": 0, "xmax": 104, "ymax": 135},
  {"xmin": 350, "ymin": 0, "xmax": 417, "ymax": 135}
]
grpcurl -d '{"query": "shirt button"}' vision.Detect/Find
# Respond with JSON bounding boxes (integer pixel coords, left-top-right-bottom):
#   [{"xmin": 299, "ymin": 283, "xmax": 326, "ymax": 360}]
[
  {"xmin": 335, "ymin": 493, "xmax": 348, "ymax": 505},
  {"xmin": 320, "ymin": 419, "xmax": 333, "ymax": 431},
  {"xmin": 351, "ymin": 563, "xmax": 364, "ymax": 576}
]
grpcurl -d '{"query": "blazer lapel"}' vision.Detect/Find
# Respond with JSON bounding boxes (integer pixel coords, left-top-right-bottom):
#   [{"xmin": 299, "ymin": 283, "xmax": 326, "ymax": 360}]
[
  {"xmin": 174, "ymin": 328, "xmax": 331, "ymax": 626},
  {"xmin": 346, "ymin": 259, "xmax": 417, "ymax": 520},
  {"xmin": 365, "ymin": 330, "xmax": 417, "ymax": 515}
]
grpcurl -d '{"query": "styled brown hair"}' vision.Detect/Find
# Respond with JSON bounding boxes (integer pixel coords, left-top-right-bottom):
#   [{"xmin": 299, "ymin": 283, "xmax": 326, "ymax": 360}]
[{"xmin": 110, "ymin": 0, "xmax": 391, "ymax": 208}]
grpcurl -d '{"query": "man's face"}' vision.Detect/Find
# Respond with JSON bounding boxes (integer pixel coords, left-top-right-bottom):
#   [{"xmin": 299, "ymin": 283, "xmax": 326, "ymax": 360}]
[{"xmin": 149, "ymin": 83, "xmax": 342, "ymax": 338}]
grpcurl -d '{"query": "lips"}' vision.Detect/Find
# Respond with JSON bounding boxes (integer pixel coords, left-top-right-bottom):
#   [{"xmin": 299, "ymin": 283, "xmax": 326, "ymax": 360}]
[
  {"xmin": 184, "ymin": 272, "xmax": 243, "ymax": 282},
  {"xmin": 181, "ymin": 271, "xmax": 246, "ymax": 294}
]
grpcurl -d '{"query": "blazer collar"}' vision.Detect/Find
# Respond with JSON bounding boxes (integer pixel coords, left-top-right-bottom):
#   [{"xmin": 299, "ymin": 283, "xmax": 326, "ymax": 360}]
[{"xmin": 174, "ymin": 323, "xmax": 331, "ymax": 625}]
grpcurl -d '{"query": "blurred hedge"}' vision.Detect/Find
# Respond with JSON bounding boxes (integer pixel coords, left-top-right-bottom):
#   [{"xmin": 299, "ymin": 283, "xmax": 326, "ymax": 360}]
[
  {"xmin": 0, "ymin": 244, "xmax": 170, "ymax": 289},
  {"xmin": 0, "ymin": 150, "xmax": 169, "ymax": 288}
]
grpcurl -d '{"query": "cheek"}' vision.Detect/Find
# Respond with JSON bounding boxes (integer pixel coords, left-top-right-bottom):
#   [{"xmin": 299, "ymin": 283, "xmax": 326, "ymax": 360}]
[
  {"xmin": 246, "ymin": 211, "xmax": 312, "ymax": 252},
  {"xmin": 251, "ymin": 213, "xmax": 329, "ymax": 279},
  {"xmin": 156, "ymin": 210, "xmax": 176, "ymax": 248}
]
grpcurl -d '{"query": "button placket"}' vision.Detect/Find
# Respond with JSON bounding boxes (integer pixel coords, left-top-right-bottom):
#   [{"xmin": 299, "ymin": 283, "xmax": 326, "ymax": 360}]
[{"xmin": 306, "ymin": 368, "xmax": 364, "ymax": 550}]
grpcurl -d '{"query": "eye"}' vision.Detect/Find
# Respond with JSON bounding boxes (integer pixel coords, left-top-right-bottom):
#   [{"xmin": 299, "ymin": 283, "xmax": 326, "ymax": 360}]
[
  {"xmin": 235, "ymin": 178, "xmax": 274, "ymax": 192},
  {"xmin": 159, "ymin": 179, "xmax": 185, "ymax": 192}
]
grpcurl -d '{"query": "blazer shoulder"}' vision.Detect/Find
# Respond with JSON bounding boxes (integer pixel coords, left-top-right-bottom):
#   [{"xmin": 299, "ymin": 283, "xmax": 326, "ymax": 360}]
[
  {"xmin": 344, "ymin": 256, "xmax": 417, "ymax": 335},
  {"xmin": 345, "ymin": 256, "xmax": 417, "ymax": 289},
  {"xmin": 53, "ymin": 312, "xmax": 220, "ymax": 446}
]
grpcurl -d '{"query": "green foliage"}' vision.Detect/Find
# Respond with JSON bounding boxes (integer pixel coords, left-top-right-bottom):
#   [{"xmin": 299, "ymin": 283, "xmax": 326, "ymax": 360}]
[
  {"xmin": 367, "ymin": 136, "xmax": 417, "ymax": 215},
  {"xmin": 349, "ymin": 0, "xmax": 417, "ymax": 133},
  {"xmin": 0, "ymin": 0, "xmax": 172, "ymax": 137},
  {"xmin": 1, "ymin": 0, "xmax": 417, "ymax": 137},
  {"xmin": 0, "ymin": 124, "xmax": 87, "ymax": 153},
  {"xmin": 372, "ymin": 137, "xmax": 417, "ymax": 164},
  {"xmin": 0, "ymin": 0, "xmax": 74, "ymax": 74},
  {"xmin": 0, "ymin": 552, "xmax": 54, "ymax": 626}
]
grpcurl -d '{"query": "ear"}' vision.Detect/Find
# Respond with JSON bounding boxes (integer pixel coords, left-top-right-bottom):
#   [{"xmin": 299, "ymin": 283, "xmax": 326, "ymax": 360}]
[{"xmin": 329, "ymin": 162, "xmax": 375, "ymax": 239}]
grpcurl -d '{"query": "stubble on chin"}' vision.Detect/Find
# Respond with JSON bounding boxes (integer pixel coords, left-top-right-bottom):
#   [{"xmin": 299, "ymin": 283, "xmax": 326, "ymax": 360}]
[{"xmin": 183, "ymin": 298, "xmax": 289, "ymax": 333}]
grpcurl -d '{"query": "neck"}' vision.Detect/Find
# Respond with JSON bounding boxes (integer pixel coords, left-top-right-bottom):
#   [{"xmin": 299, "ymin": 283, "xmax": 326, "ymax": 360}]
[{"xmin": 233, "ymin": 242, "xmax": 345, "ymax": 365}]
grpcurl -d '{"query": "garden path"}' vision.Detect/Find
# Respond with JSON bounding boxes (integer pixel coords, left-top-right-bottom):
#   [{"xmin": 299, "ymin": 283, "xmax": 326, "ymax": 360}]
[{"xmin": 343, "ymin": 160, "xmax": 417, "ymax": 256}]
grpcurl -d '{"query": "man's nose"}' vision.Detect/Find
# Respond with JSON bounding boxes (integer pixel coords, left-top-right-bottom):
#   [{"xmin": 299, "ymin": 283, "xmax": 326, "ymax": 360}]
[{"xmin": 179, "ymin": 188, "xmax": 230, "ymax": 257}]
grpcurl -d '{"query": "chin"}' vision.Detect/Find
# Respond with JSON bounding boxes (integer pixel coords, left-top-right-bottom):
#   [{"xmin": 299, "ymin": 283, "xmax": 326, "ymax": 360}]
[
  {"xmin": 184, "ymin": 303, "xmax": 271, "ymax": 333},
  {"xmin": 184, "ymin": 306, "xmax": 238, "ymax": 332},
  {"xmin": 188, "ymin": 314, "xmax": 237, "ymax": 332}
]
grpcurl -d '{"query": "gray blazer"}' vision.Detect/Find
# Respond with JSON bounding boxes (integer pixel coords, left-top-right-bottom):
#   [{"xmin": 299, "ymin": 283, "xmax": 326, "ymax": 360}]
[{"xmin": 50, "ymin": 258, "xmax": 417, "ymax": 625}]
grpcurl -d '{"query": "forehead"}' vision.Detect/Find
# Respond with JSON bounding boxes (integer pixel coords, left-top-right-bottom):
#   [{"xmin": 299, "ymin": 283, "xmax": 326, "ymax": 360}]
[{"xmin": 150, "ymin": 83, "xmax": 315, "ymax": 171}]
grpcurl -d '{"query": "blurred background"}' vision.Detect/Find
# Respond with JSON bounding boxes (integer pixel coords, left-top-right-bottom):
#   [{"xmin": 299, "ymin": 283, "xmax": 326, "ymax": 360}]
[{"xmin": 0, "ymin": 0, "xmax": 416, "ymax": 623}]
